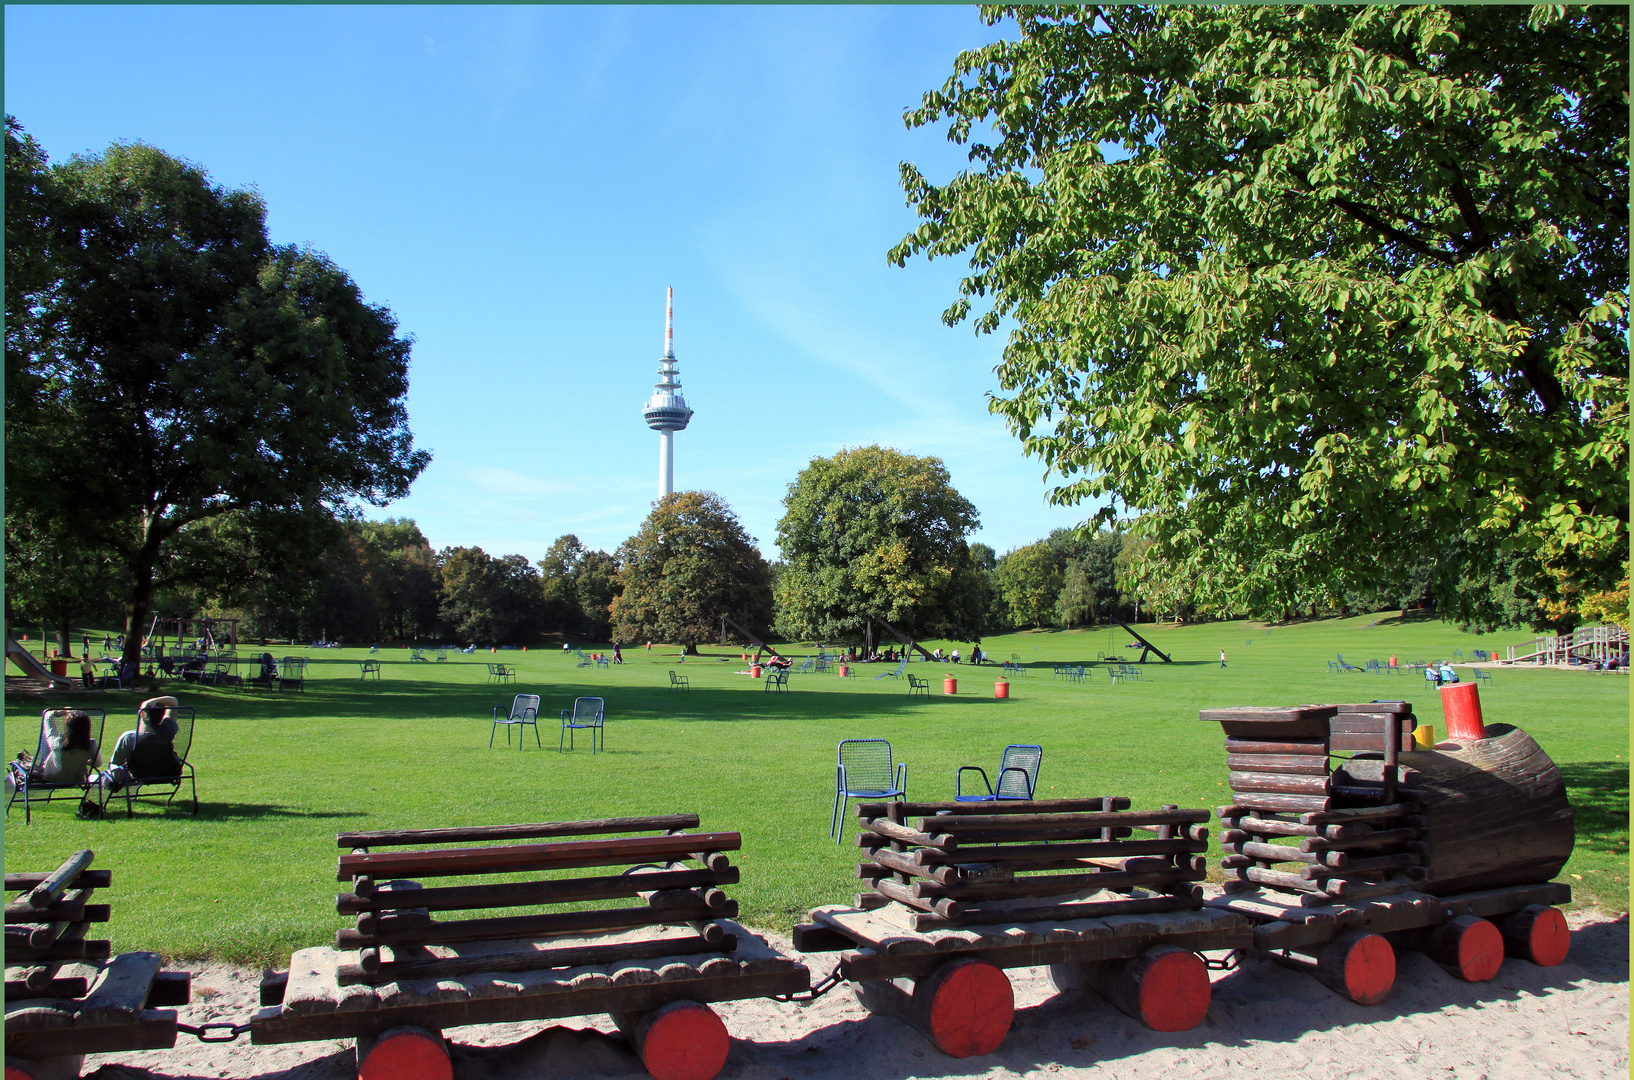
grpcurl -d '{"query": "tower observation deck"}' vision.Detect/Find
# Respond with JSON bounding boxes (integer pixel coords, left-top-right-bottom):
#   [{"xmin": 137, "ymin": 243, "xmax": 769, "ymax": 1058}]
[{"xmin": 643, "ymin": 287, "xmax": 692, "ymax": 497}]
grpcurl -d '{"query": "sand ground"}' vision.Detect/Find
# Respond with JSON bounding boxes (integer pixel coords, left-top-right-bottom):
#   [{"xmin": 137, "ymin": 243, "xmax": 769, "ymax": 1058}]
[{"xmin": 70, "ymin": 908, "xmax": 1627, "ymax": 1080}]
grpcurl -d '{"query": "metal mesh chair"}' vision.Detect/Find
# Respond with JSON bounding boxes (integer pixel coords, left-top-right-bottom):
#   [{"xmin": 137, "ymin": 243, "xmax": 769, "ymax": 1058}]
[
  {"xmin": 831, "ymin": 738, "xmax": 906, "ymax": 842},
  {"xmin": 112, "ymin": 706, "xmax": 197, "ymax": 817},
  {"xmin": 956, "ymin": 744, "xmax": 1043, "ymax": 802},
  {"xmin": 6, "ymin": 709, "xmax": 108, "ymax": 823},
  {"xmin": 278, "ymin": 657, "xmax": 306, "ymax": 691},
  {"xmin": 559, "ymin": 696, "xmax": 606, "ymax": 753},
  {"xmin": 491, "ymin": 693, "xmax": 542, "ymax": 749}
]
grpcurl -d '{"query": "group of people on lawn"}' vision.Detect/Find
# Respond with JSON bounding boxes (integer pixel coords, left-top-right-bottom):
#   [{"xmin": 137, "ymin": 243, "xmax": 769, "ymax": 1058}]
[{"xmin": 7, "ymin": 695, "xmax": 185, "ymax": 818}]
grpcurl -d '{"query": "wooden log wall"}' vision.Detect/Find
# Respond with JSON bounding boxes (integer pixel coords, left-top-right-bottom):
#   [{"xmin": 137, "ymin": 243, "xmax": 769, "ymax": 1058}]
[
  {"xmin": 1202, "ymin": 704, "xmax": 1429, "ymax": 906},
  {"xmin": 333, "ymin": 816, "xmax": 745, "ymax": 986},
  {"xmin": 4, "ymin": 850, "xmax": 113, "ymax": 988},
  {"xmin": 850, "ymin": 799, "xmax": 1210, "ymax": 932}
]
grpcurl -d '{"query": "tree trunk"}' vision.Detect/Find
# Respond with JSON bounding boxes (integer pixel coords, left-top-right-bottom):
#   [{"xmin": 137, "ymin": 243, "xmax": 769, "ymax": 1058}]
[{"xmin": 119, "ymin": 522, "xmax": 169, "ymax": 678}]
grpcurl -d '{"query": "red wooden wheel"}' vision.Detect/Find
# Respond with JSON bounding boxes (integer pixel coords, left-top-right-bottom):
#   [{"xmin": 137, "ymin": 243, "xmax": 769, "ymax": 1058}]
[
  {"xmin": 357, "ymin": 1027, "xmax": 451, "ymax": 1080},
  {"xmin": 1318, "ymin": 931, "xmax": 1396, "ymax": 1005},
  {"xmin": 6, "ymin": 1066, "xmax": 37, "ymax": 1080},
  {"xmin": 1128, "ymin": 946, "xmax": 1212, "ymax": 1032},
  {"xmin": 922, "ymin": 958, "xmax": 1014, "ymax": 1058},
  {"xmin": 1503, "ymin": 905, "xmax": 1571, "ymax": 967},
  {"xmin": 1431, "ymin": 916, "xmax": 1504, "ymax": 983},
  {"xmin": 631, "ymin": 1000, "xmax": 730, "ymax": 1080}
]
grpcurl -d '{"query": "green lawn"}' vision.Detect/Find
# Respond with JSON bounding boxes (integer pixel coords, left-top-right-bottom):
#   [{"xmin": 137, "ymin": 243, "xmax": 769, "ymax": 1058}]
[{"xmin": 5, "ymin": 613, "xmax": 1627, "ymax": 967}]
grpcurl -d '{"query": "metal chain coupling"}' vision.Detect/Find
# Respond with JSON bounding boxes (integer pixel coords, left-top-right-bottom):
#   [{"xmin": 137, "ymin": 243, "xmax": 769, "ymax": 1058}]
[
  {"xmin": 1198, "ymin": 949, "xmax": 1243, "ymax": 972},
  {"xmin": 177, "ymin": 1020, "xmax": 252, "ymax": 1043},
  {"xmin": 773, "ymin": 965, "xmax": 844, "ymax": 1003}
]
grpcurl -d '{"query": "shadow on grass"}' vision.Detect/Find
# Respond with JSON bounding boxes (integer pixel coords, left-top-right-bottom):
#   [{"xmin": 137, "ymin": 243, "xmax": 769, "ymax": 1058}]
[{"xmin": 1560, "ymin": 761, "xmax": 1631, "ymax": 853}]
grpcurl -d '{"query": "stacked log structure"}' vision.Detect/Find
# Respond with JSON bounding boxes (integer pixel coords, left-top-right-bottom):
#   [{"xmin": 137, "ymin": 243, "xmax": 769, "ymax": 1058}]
[
  {"xmin": 1209, "ymin": 704, "xmax": 1427, "ymax": 906},
  {"xmin": 5, "ymin": 850, "xmax": 191, "ymax": 1075},
  {"xmin": 333, "ymin": 814, "xmax": 745, "ymax": 985},
  {"xmin": 852, "ymin": 798, "xmax": 1211, "ymax": 932},
  {"xmin": 248, "ymin": 815, "xmax": 808, "ymax": 1080}
]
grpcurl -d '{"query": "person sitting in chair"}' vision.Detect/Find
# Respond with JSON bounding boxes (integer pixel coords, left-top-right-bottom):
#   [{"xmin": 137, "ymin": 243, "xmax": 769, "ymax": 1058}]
[
  {"xmin": 103, "ymin": 696, "xmax": 183, "ymax": 792},
  {"xmin": 13, "ymin": 710, "xmax": 103, "ymax": 785}
]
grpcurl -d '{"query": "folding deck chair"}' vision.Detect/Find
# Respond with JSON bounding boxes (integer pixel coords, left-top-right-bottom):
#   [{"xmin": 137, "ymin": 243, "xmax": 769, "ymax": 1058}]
[
  {"xmin": 5, "ymin": 709, "xmax": 108, "ymax": 823},
  {"xmin": 109, "ymin": 706, "xmax": 198, "ymax": 817}
]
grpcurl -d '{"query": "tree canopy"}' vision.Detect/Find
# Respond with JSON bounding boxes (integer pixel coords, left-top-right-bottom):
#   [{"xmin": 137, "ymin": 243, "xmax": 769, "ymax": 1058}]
[
  {"xmin": 773, "ymin": 445, "xmax": 986, "ymax": 642},
  {"xmin": 611, "ymin": 492, "xmax": 773, "ymax": 652},
  {"xmin": 891, "ymin": 5, "xmax": 1628, "ymax": 624},
  {"xmin": 4, "ymin": 118, "xmax": 429, "ymax": 666}
]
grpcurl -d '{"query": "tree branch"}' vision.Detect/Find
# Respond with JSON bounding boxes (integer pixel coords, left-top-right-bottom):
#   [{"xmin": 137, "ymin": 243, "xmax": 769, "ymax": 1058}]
[{"xmin": 1329, "ymin": 197, "xmax": 1462, "ymax": 265}]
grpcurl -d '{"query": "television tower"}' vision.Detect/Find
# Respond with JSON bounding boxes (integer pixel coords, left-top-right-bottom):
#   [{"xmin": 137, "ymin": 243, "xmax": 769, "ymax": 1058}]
[{"xmin": 642, "ymin": 287, "xmax": 693, "ymax": 498}]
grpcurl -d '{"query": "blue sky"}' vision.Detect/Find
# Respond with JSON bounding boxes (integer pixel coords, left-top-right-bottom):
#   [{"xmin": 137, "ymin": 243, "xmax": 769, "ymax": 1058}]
[{"xmin": 6, "ymin": 4, "xmax": 1097, "ymax": 562}]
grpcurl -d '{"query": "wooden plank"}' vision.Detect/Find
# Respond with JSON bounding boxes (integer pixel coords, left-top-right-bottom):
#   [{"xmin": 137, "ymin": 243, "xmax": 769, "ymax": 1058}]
[
  {"xmin": 335, "ymin": 930, "xmax": 732, "ymax": 986},
  {"xmin": 1298, "ymin": 853, "xmax": 1420, "ymax": 881},
  {"xmin": 1300, "ymin": 828, "xmax": 1418, "ymax": 853},
  {"xmin": 336, "ymin": 866, "xmax": 737, "ymax": 915},
  {"xmin": 4, "ymin": 870, "xmax": 112, "ymax": 892},
  {"xmin": 250, "ymin": 969, "xmax": 809, "ymax": 1044},
  {"xmin": 1222, "ymin": 815, "xmax": 1322, "ymax": 838},
  {"xmin": 904, "ymin": 894, "xmax": 1195, "ymax": 930},
  {"xmin": 1330, "ymin": 714, "xmax": 1412, "ymax": 733},
  {"xmin": 1298, "ymin": 802, "xmax": 1419, "ymax": 825},
  {"xmin": 6, "ymin": 938, "xmax": 112, "ymax": 965},
  {"xmin": 5, "ymin": 891, "xmax": 88, "ymax": 924},
  {"xmin": 336, "ymin": 901, "xmax": 736, "ymax": 948},
  {"xmin": 75, "ymin": 951, "xmax": 162, "ymax": 1026},
  {"xmin": 1225, "ymin": 754, "xmax": 1329, "ymax": 775},
  {"xmin": 1335, "ymin": 701, "xmax": 1413, "ymax": 714},
  {"xmin": 1436, "ymin": 881, "xmax": 1572, "ymax": 919},
  {"xmin": 906, "ymin": 838, "xmax": 1180, "ymax": 866},
  {"xmin": 862, "ymin": 820, "xmax": 942, "ymax": 847},
  {"xmin": 337, "ymin": 832, "xmax": 741, "ymax": 881},
  {"xmin": 1330, "ymin": 731, "xmax": 1414, "ymax": 753},
  {"xmin": 3, "ymin": 977, "xmax": 90, "ymax": 1000},
  {"xmin": 3, "ymin": 999, "xmax": 77, "ymax": 1030},
  {"xmin": 837, "ymin": 917, "xmax": 1251, "ymax": 981},
  {"xmin": 918, "ymin": 808, "xmax": 1209, "ymax": 832},
  {"xmin": 336, "ymin": 815, "xmax": 701, "ymax": 848},
  {"xmin": 1231, "ymin": 842, "xmax": 1320, "ymax": 865},
  {"xmin": 4, "ymin": 1010, "xmax": 177, "ymax": 1058},
  {"xmin": 1228, "ymin": 772, "xmax": 1330, "ymax": 796},
  {"xmin": 854, "ymin": 797, "xmax": 1130, "ymax": 819},
  {"xmin": 1223, "ymin": 737, "xmax": 1328, "ymax": 756},
  {"xmin": 280, "ymin": 947, "xmax": 341, "ymax": 1016},
  {"xmin": 1200, "ymin": 706, "xmax": 1336, "ymax": 729},
  {"xmin": 810, "ymin": 905, "xmax": 937, "ymax": 955},
  {"xmin": 1230, "ymin": 793, "xmax": 1332, "ymax": 813},
  {"xmin": 902, "ymin": 867, "xmax": 1201, "ymax": 901}
]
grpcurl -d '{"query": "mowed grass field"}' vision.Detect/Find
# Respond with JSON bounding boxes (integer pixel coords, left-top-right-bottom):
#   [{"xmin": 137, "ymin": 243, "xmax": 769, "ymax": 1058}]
[{"xmin": 5, "ymin": 613, "xmax": 1627, "ymax": 967}]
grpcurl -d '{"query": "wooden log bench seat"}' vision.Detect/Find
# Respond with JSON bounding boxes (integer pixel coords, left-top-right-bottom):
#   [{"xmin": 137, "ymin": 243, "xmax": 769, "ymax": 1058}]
[
  {"xmin": 1200, "ymin": 702, "xmax": 1576, "ymax": 1005},
  {"xmin": 249, "ymin": 815, "xmax": 808, "ymax": 1080},
  {"xmin": 792, "ymin": 798, "xmax": 1249, "ymax": 1057},
  {"xmin": 4, "ymin": 850, "xmax": 192, "ymax": 1079}
]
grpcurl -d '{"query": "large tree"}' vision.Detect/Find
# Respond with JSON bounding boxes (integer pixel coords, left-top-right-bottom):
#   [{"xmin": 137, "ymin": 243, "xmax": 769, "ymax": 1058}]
[
  {"xmin": 774, "ymin": 445, "xmax": 986, "ymax": 643},
  {"xmin": 438, "ymin": 547, "xmax": 550, "ymax": 646},
  {"xmin": 611, "ymin": 492, "xmax": 773, "ymax": 653},
  {"xmin": 891, "ymin": 5, "xmax": 1628, "ymax": 623},
  {"xmin": 5, "ymin": 119, "xmax": 430, "ymax": 671},
  {"xmin": 539, "ymin": 534, "xmax": 622, "ymax": 642}
]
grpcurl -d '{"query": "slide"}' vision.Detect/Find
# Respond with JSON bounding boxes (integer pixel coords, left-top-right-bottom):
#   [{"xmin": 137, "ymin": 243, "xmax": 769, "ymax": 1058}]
[{"xmin": 6, "ymin": 637, "xmax": 72, "ymax": 688}]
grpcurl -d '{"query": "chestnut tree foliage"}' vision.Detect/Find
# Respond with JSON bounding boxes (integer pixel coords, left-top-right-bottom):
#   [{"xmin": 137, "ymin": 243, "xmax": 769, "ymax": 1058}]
[
  {"xmin": 611, "ymin": 492, "xmax": 774, "ymax": 653},
  {"xmin": 5, "ymin": 119, "xmax": 429, "ymax": 668},
  {"xmin": 891, "ymin": 5, "xmax": 1627, "ymax": 622}
]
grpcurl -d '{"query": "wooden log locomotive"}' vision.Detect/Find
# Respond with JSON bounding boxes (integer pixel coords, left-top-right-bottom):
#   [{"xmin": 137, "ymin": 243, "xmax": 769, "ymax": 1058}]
[
  {"xmin": 794, "ymin": 798, "xmax": 1251, "ymax": 1056},
  {"xmin": 250, "ymin": 815, "xmax": 807, "ymax": 1080},
  {"xmin": 1203, "ymin": 700, "xmax": 1575, "ymax": 1004},
  {"xmin": 4, "ymin": 850, "xmax": 192, "ymax": 1080}
]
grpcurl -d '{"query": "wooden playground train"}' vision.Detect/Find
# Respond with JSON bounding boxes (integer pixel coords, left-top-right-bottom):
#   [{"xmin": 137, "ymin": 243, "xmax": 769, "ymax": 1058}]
[{"xmin": 6, "ymin": 693, "xmax": 1577, "ymax": 1080}]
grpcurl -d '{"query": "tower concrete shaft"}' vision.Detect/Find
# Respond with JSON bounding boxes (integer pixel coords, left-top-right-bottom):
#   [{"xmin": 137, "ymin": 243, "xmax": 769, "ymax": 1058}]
[{"xmin": 641, "ymin": 287, "xmax": 693, "ymax": 498}]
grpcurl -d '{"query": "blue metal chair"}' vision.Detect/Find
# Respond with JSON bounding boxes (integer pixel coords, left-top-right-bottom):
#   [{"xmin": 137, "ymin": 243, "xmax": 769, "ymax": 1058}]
[
  {"xmin": 831, "ymin": 739, "xmax": 906, "ymax": 842},
  {"xmin": 1473, "ymin": 668, "xmax": 1493, "ymax": 684},
  {"xmin": 956, "ymin": 744, "xmax": 1043, "ymax": 802},
  {"xmin": 559, "ymin": 696, "xmax": 605, "ymax": 753},
  {"xmin": 906, "ymin": 673, "xmax": 929, "ymax": 698},
  {"xmin": 491, "ymin": 693, "xmax": 541, "ymax": 749}
]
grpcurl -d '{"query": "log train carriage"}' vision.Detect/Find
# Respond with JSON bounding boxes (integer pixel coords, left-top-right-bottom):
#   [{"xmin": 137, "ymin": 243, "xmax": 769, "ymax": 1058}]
[{"xmin": 6, "ymin": 694, "xmax": 1578, "ymax": 1080}]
